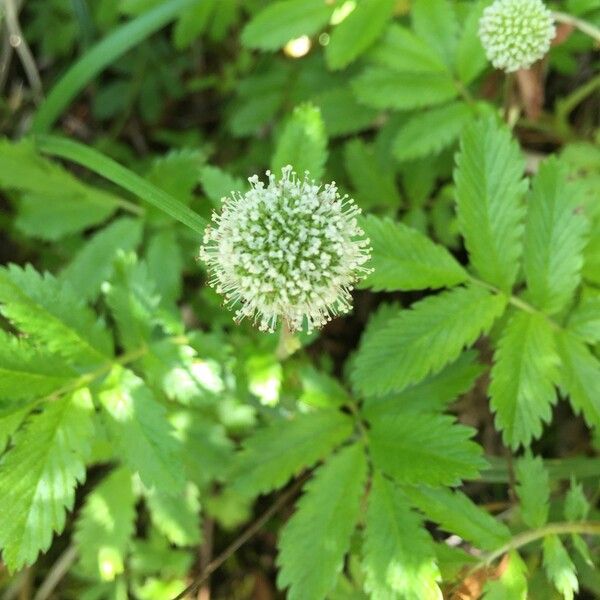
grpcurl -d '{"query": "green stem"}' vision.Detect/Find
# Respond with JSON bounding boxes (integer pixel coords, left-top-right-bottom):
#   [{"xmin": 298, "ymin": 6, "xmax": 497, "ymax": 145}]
[
  {"xmin": 553, "ymin": 11, "xmax": 600, "ymax": 44},
  {"xmin": 480, "ymin": 521, "xmax": 600, "ymax": 568}
]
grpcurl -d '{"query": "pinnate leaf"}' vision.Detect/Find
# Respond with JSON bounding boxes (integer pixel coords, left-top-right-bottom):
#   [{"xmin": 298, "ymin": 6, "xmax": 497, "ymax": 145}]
[
  {"xmin": 98, "ymin": 367, "xmax": 185, "ymax": 495},
  {"xmin": 0, "ymin": 389, "xmax": 93, "ymax": 571},
  {"xmin": 405, "ymin": 486, "xmax": 511, "ymax": 551},
  {"xmin": 229, "ymin": 410, "xmax": 353, "ymax": 497},
  {"xmin": 362, "ymin": 472, "xmax": 441, "ymax": 600},
  {"xmin": 368, "ymin": 412, "xmax": 486, "ymax": 486},
  {"xmin": 0, "ymin": 264, "xmax": 113, "ymax": 368},
  {"xmin": 489, "ymin": 312, "xmax": 559, "ymax": 448},
  {"xmin": 568, "ymin": 296, "xmax": 600, "ymax": 344},
  {"xmin": 543, "ymin": 535, "xmax": 578, "ymax": 600},
  {"xmin": 277, "ymin": 444, "xmax": 367, "ymax": 600},
  {"xmin": 353, "ymin": 285, "xmax": 506, "ymax": 396},
  {"xmin": 515, "ymin": 453, "xmax": 550, "ymax": 528},
  {"xmin": 524, "ymin": 157, "xmax": 588, "ymax": 314},
  {"xmin": 455, "ymin": 118, "xmax": 527, "ymax": 291},
  {"xmin": 359, "ymin": 215, "xmax": 468, "ymax": 292}
]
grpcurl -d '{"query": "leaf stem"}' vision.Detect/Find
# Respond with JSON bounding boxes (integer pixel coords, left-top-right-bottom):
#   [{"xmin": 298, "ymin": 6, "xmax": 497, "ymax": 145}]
[{"xmin": 553, "ymin": 11, "xmax": 600, "ymax": 44}]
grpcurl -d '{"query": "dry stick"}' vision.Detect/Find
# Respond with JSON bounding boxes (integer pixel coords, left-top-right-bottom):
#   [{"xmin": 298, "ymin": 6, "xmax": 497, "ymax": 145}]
[
  {"xmin": 172, "ymin": 476, "xmax": 308, "ymax": 600},
  {"xmin": 32, "ymin": 546, "xmax": 78, "ymax": 600},
  {"xmin": 1, "ymin": 0, "xmax": 43, "ymax": 103},
  {"xmin": 553, "ymin": 11, "xmax": 600, "ymax": 44}
]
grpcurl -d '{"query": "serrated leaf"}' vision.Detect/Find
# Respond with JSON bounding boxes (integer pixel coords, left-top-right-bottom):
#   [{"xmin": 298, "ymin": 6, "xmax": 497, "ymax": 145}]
[
  {"xmin": 146, "ymin": 228, "xmax": 183, "ymax": 305},
  {"xmin": 0, "ymin": 389, "xmax": 93, "ymax": 571},
  {"xmin": 455, "ymin": 1, "xmax": 488, "ymax": 84},
  {"xmin": 299, "ymin": 366, "xmax": 350, "ymax": 409},
  {"xmin": 405, "ymin": 486, "xmax": 511, "ymax": 551},
  {"xmin": 145, "ymin": 483, "xmax": 201, "ymax": 547},
  {"xmin": 271, "ymin": 103, "xmax": 327, "ymax": 181},
  {"xmin": 412, "ymin": 0, "xmax": 458, "ymax": 66},
  {"xmin": 0, "ymin": 264, "xmax": 113, "ymax": 368},
  {"xmin": 524, "ymin": 157, "xmax": 588, "ymax": 314},
  {"xmin": 368, "ymin": 412, "xmax": 486, "ymax": 486},
  {"xmin": 98, "ymin": 367, "xmax": 185, "ymax": 495},
  {"xmin": 556, "ymin": 331, "xmax": 600, "ymax": 430},
  {"xmin": 146, "ymin": 148, "xmax": 205, "ymax": 204},
  {"xmin": 362, "ymin": 472, "xmax": 441, "ymax": 600},
  {"xmin": 568, "ymin": 296, "xmax": 600, "ymax": 343},
  {"xmin": 368, "ymin": 24, "xmax": 448, "ymax": 73},
  {"xmin": 483, "ymin": 551, "xmax": 528, "ymax": 600},
  {"xmin": 326, "ymin": 0, "xmax": 395, "ymax": 70},
  {"xmin": 543, "ymin": 535, "xmax": 578, "ymax": 600},
  {"xmin": 75, "ymin": 467, "xmax": 136, "ymax": 581},
  {"xmin": 455, "ymin": 118, "xmax": 527, "ymax": 291},
  {"xmin": 515, "ymin": 454, "xmax": 550, "ymax": 528},
  {"xmin": 344, "ymin": 139, "xmax": 401, "ymax": 209},
  {"xmin": 173, "ymin": 0, "xmax": 217, "ymax": 49},
  {"xmin": 393, "ymin": 102, "xmax": 472, "ymax": 162},
  {"xmin": 353, "ymin": 285, "xmax": 506, "ymax": 396},
  {"xmin": 229, "ymin": 410, "xmax": 353, "ymax": 497},
  {"xmin": 352, "ymin": 67, "xmax": 458, "ymax": 111},
  {"xmin": 0, "ymin": 138, "xmax": 119, "ymax": 240},
  {"xmin": 241, "ymin": 0, "xmax": 333, "ymax": 51},
  {"xmin": 489, "ymin": 312, "xmax": 559, "ymax": 448},
  {"xmin": 61, "ymin": 217, "xmax": 143, "ymax": 302},
  {"xmin": 363, "ymin": 350, "xmax": 483, "ymax": 417},
  {"xmin": 0, "ymin": 330, "xmax": 76, "ymax": 402},
  {"xmin": 359, "ymin": 215, "xmax": 468, "ymax": 292},
  {"xmin": 200, "ymin": 165, "xmax": 245, "ymax": 204},
  {"xmin": 277, "ymin": 444, "xmax": 367, "ymax": 600},
  {"xmin": 0, "ymin": 408, "xmax": 29, "ymax": 454},
  {"xmin": 565, "ymin": 480, "xmax": 590, "ymax": 522},
  {"xmin": 314, "ymin": 86, "xmax": 378, "ymax": 137}
]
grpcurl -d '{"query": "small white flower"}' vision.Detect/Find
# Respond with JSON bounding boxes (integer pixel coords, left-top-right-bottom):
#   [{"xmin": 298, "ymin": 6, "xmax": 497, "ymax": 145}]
[
  {"xmin": 479, "ymin": 0, "xmax": 556, "ymax": 73},
  {"xmin": 199, "ymin": 166, "xmax": 371, "ymax": 333}
]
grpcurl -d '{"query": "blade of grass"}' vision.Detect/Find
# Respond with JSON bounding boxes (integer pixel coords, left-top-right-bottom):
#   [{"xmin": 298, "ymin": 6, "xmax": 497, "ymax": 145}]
[
  {"xmin": 31, "ymin": 0, "xmax": 199, "ymax": 133},
  {"xmin": 35, "ymin": 135, "xmax": 207, "ymax": 234}
]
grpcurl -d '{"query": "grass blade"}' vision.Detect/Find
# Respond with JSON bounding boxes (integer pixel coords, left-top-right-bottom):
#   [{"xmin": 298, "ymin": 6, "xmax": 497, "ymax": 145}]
[
  {"xmin": 31, "ymin": 0, "xmax": 199, "ymax": 133},
  {"xmin": 35, "ymin": 135, "xmax": 207, "ymax": 234}
]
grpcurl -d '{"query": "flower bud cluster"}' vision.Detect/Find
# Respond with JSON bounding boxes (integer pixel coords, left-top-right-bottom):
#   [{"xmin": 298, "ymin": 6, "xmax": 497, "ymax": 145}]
[{"xmin": 199, "ymin": 166, "xmax": 371, "ymax": 333}]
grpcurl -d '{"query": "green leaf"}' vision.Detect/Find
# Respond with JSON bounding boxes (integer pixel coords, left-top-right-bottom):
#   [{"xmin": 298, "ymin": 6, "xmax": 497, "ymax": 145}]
[
  {"xmin": 412, "ymin": 0, "xmax": 458, "ymax": 67},
  {"xmin": 543, "ymin": 535, "xmax": 578, "ymax": 600},
  {"xmin": 405, "ymin": 486, "xmax": 511, "ymax": 551},
  {"xmin": 172, "ymin": 0, "xmax": 217, "ymax": 49},
  {"xmin": 241, "ymin": 0, "xmax": 333, "ymax": 51},
  {"xmin": 146, "ymin": 228, "xmax": 183, "ymax": 305},
  {"xmin": 565, "ymin": 480, "xmax": 590, "ymax": 522},
  {"xmin": 483, "ymin": 551, "xmax": 528, "ymax": 600},
  {"xmin": 556, "ymin": 331, "xmax": 600, "ymax": 430},
  {"xmin": 0, "ymin": 408, "xmax": 29, "ymax": 454},
  {"xmin": 0, "ymin": 330, "xmax": 76, "ymax": 402},
  {"xmin": 489, "ymin": 312, "xmax": 559, "ymax": 448},
  {"xmin": 0, "ymin": 389, "xmax": 93, "ymax": 571},
  {"xmin": 359, "ymin": 215, "xmax": 468, "ymax": 292},
  {"xmin": 98, "ymin": 367, "xmax": 185, "ymax": 495},
  {"xmin": 0, "ymin": 264, "xmax": 113, "ymax": 368},
  {"xmin": 61, "ymin": 217, "xmax": 143, "ymax": 302},
  {"xmin": 363, "ymin": 350, "xmax": 483, "ymax": 417},
  {"xmin": 146, "ymin": 148, "xmax": 205, "ymax": 204},
  {"xmin": 299, "ymin": 366, "xmax": 351, "ymax": 409},
  {"xmin": 368, "ymin": 412, "xmax": 486, "ymax": 486},
  {"xmin": 393, "ymin": 102, "xmax": 472, "ymax": 162},
  {"xmin": 455, "ymin": 118, "xmax": 527, "ymax": 291},
  {"xmin": 145, "ymin": 483, "xmax": 201, "ymax": 547},
  {"xmin": 32, "ymin": 0, "xmax": 198, "ymax": 133},
  {"xmin": 352, "ymin": 67, "xmax": 458, "ymax": 111},
  {"xmin": 515, "ymin": 454, "xmax": 550, "ymax": 528},
  {"xmin": 326, "ymin": 0, "xmax": 395, "ymax": 70},
  {"xmin": 271, "ymin": 103, "xmax": 327, "ymax": 181},
  {"xmin": 200, "ymin": 165, "xmax": 245, "ymax": 204},
  {"xmin": 229, "ymin": 410, "xmax": 353, "ymax": 497},
  {"xmin": 0, "ymin": 138, "xmax": 119, "ymax": 240},
  {"xmin": 568, "ymin": 296, "xmax": 600, "ymax": 343},
  {"xmin": 75, "ymin": 467, "xmax": 136, "ymax": 581},
  {"xmin": 277, "ymin": 444, "xmax": 367, "ymax": 600},
  {"xmin": 362, "ymin": 472, "xmax": 441, "ymax": 600},
  {"xmin": 524, "ymin": 158, "xmax": 589, "ymax": 314},
  {"xmin": 455, "ymin": 1, "xmax": 488, "ymax": 84},
  {"xmin": 368, "ymin": 24, "xmax": 448, "ymax": 73},
  {"xmin": 344, "ymin": 139, "xmax": 401, "ymax": 210},
  {"xmin": 353, "ymin": 285, "xmax": 506, "ymax": 396},
  {"xmin": 314, "ymin": 86, "xmax": 378, "ymax": 137}
]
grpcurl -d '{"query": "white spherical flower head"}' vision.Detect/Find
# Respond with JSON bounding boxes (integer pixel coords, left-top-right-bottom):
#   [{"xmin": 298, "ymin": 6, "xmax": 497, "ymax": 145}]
[
  {"xmin": 199, "ymin": 166, "xmax": 372, "ymax": 333},
  {"xmin": 479, "ymin": 0, "xmax": 555, "ymax": 73}
]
